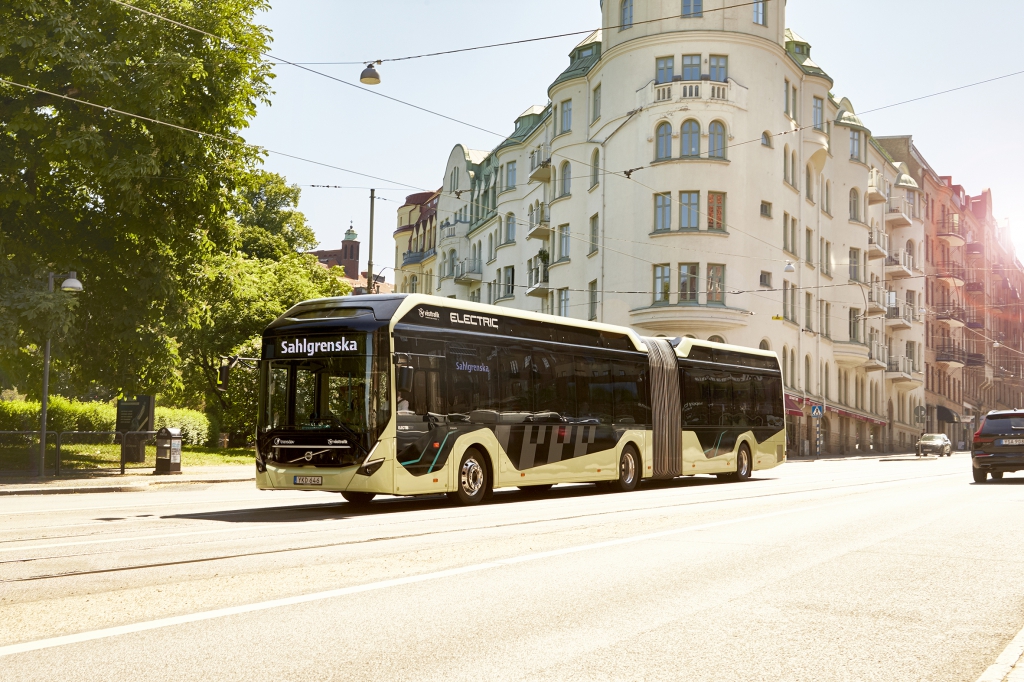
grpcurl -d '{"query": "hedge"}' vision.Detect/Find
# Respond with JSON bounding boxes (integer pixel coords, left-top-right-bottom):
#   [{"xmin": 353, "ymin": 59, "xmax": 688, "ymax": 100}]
[{"xmin": 0, "ymin": 398, "xmax": 210, "ymax": 446}]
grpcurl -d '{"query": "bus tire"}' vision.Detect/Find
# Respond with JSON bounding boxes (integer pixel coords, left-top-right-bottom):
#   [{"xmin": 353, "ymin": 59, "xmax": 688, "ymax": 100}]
[
  {"xmin": 610, "ymin": 446, "xmax": 640, "ymax": 493},
  {"xmin": 727, "ymin": 444, "xmax": 752, "ymax": 482},
  {"xmin": 341, "ymin": 492, "xmax": 375, "ymax": 505},
  {"xmin": 447, "ymin": 449, "xmax": 488, "ymax": 506}
]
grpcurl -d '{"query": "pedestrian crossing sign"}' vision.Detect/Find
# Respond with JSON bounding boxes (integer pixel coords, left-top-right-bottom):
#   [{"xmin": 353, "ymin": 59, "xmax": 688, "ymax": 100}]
[{"xmin": 811, "ymin": 405, "xmax": 824, "ymax": 418}]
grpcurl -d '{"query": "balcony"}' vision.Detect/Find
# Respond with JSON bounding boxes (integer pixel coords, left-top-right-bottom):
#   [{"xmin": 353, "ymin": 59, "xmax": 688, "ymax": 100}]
[
  {"xmin": 966, "ymin": 310, "xmax": 985, "ymax": 329},
  {"xmin": 528, "ymin": 145, "xmax": 552, "ymax": 183},
  {"xmin": 402, "ymin": 250, "xmax": 425, "ymax": 266},
  {"xmin": 638, "ymin": 78, "xmax": 748, "ymax": 110},
  {"xmin": 965, "ymin": 352, "xmax": 986, "ymax": 368},
  {"xmin": 527, "ymin": 203, "xmax": 551, "ymax": 240},
  {"xmin": 526, "ymin": 263, "xmax": 550, "ymax": 298},
  {"xmin": 935, "ymin": 304, "xmax": 966, "ymax": 328},
  {"xmin": 867, "ymin": 229, "xmax": 889, "ymax": 260},
  {"xmin": 886, "ymin": 356, "xmax": 917, "ymax": 383},
  {"xmin": 935, "ymin": 261, "xmax": 965, "ymax": 287},
  {"xmin": 867, "ymin": 283, "xmax": 886, "ymax": 314},
  {"xmin": 966, "ymin": 242, "xmax": 984, "ymax": 258},
  {"xmin": 867, "ymin": 169, "xmax": 886, "ymax": 205},
  {"xmin": 453, "ymin": 258, "xmax": 483, "ymax": 284},
  {"xmin": 834, "ymin": 341, "xmax": 869, "ymax": 367},
  {"xmin": 936, "ymin": 214, "xmax": 965, "ymax": 246},
  {"xmin": 965, "ymin": 279, "xmax": 985, "ymax": 296},
  {"xmin": 864, "ymin": 341, "xmax": 887, "ymax": 372},
  {"xmin": 885, "ymin": 196, "xmax": 912, "ymax": 227},
  {"xmin": 885, "ymin": 249, "xmax": 914, "ymax": 278},
  {"xmin": 935, "ymin": 344, "xmax": 966, "ymax": 369},
  {"xmin": 439, "ymin": 225, "xmax": 459, "ymax": 243},
  {"xmin": 885, "ymin": 303, "xmax": 913, "ymax": 330}
]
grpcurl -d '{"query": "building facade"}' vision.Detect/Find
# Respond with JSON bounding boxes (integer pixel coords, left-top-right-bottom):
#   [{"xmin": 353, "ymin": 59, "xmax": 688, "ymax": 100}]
[{"xmin": 394, "ymin": 0, "xmax": 1020, "ymax": 453}]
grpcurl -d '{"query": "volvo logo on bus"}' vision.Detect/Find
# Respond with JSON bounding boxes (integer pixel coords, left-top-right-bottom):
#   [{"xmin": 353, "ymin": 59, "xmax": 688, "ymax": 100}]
[
  {"xmin": 280, "ymin": 338, "xmax": 358, "ymax": 356},
  {"xmin": 450, "ymin": 312, "xmax": 500, "ymax": 329}
]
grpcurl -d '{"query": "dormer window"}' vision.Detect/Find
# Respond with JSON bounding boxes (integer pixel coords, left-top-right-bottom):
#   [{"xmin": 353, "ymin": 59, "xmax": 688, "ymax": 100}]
[{"xmin": 579, "ymin": 47, "xmax": 594, "ymax": 59}]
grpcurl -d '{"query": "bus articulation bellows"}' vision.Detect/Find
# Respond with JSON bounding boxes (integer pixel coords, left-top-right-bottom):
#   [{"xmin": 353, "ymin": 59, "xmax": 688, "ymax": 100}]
[{"xmin": 255, "ymin": 294, "xmax": 786, "ymax": 505}]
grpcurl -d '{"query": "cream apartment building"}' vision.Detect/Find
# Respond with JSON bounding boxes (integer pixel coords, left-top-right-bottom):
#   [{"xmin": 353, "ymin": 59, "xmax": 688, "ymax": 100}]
[{"xmin": 394, "ymin": 0, "xmax": 930, "ymax": 453}]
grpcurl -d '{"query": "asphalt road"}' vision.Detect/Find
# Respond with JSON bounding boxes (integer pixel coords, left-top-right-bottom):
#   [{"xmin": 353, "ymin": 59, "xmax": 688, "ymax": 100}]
[{"xmin": 1, "ymin": 454, "xmax": 1023, "ymax": 681}]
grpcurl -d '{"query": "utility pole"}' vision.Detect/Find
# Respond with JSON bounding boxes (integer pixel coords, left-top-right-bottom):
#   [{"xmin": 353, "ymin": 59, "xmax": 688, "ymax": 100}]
[
  {"xmin": 38, "ymin": 273, "xmax": 54, "ymax": 477},
  {"xmin": 367, "ymin": 188, "xmax": 376, "ymax": 294}
]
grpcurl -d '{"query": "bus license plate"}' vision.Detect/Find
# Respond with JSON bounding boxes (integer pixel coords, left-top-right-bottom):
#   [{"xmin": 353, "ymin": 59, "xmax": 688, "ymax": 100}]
[{"xmin": 294, "ymin": 476, "xmax": 322, "ymax": 486}]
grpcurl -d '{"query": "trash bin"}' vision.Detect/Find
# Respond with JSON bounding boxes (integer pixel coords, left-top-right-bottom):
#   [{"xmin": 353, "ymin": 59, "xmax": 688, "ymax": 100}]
[{"xmin": 155, "ymin": 427, "xmax": 182, "ymax": 475}]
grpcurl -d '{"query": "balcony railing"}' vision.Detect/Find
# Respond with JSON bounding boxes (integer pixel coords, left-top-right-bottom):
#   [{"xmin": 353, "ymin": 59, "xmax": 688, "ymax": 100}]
[
  {"xmin": 867, "ymin": 229, "xmax": 889, "ymax": 257},
  {"xmin": 528, "ymin": 262, "xmax": 550, "ymax": 288},
  {"xmin": 965, "ymin": 352, "xmax": 986, "ymax": 367},
  {"xmin": 869, "ymin": 341, "xmax": 888, "ymax": 365},
  {"xmin": 936, "ymin": 214, "xmax": 964, "ymax": 242},
  {"xmin": 402, "ymin": 250, "xmax": 425, "ymax": 266},
  {"xmin": 966, "ymin": 242, "xmax": 984, "ymax": 257},
  {"xmin": 640, "ymin": 78, "xmax": 743, "ymax": 107},
  {"xmin": 440, "ymin": 225, "xmax": 458, "ymax": 241},
  {"xmin": 885, "ymin": 249, "xmax": 914, "ymax": 275},
  {"xmin": 936, "ymin": 344, "xmax": 966, "ymax": 365},
  {"xmin": 935, "ymin": 261, "xmax": 965, "ymax": 283},
  {"xmin": 453, "ymin": 258, "xmax": 482, "ymax": 282},
  {"xmin": 886, "ymin": 196, "xmax": 911, "ymax": 225},
  {"xmin": 887, "ymin": 355, "xmax": 914, "ymax": 376},
  {"xmin": 965, "ymin": 279, "xmax": 985, "ymax": 294},
  {"xmin": 885, "ymin": 303, "xmax": 913, "ymax": 327},
  {"xmin": 935, "ymin": 304, "xmax": 966, "ymax": 325},
  {"xmin": 867, "ymin": 169, "xmax": 886, "ymax": 204}
]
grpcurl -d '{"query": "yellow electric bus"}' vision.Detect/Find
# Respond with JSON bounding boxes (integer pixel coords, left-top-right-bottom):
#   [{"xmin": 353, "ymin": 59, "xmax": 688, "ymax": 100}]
[{"xmin": 254, "ymin": 294, "xmax": 786, "ymax": 505}]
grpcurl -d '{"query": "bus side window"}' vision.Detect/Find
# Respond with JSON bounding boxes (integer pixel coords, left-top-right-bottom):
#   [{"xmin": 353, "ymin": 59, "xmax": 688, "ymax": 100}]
[
  {"xmin": 447, "ymin": 342, "xmax": 498, "ymax": 419},
  {"xmin": 499, "ymin": 347, "xmax": 532, "ymax": 421},
  {"xmin": 533, "ymin": 351, "xmax": 576, "ymax": 422},
  {"xmin": 680, "ymin": 367, "xmax": 710, "ymax": 427},
  {"xmin": 575, "ymin": 356, "xmax": 612, "ymax": 425},
  {"xmin": 612, "ymin": 361, "xmax": 648, "ymax": 425}
]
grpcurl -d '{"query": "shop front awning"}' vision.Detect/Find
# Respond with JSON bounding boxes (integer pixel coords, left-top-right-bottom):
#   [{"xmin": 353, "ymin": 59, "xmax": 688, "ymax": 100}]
[
  {"xmin": 785, "ymin": 393, "xmax": 803, "ymax": 416},
  {"xmin": 827, "ymin": 404, "xmax": 887, "ymax": 426},
  {"xmin": 936, "ymin": 405, "xmax": 961, "ymax": 423}
]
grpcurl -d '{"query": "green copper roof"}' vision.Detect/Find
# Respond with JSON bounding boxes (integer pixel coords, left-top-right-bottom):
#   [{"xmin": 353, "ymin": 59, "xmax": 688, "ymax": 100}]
[
  {"xmin": 549, "ymin": 52, "xmax": 600, "ymax": 92},
  {"xmin": 495, "ymin": 104, "xmax": 551, "ymax": 152},
  {"xmin": 784, "ymin": 28, "xmax": 831, "ymax": 82}
]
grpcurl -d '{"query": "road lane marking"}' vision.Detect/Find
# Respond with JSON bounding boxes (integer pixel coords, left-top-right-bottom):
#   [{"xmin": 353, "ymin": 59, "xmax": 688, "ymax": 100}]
[
  {"xmin": 977, "ymin": 622, "xmax": 1024, "ymax": 682},
  {"xmin": 0, "ymin": 501, "xmax": 851, "ymax": 658}
]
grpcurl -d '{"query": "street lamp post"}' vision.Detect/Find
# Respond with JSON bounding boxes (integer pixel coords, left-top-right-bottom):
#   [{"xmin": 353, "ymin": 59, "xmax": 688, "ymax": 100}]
[{"xmin": 38, "ymin": 271, "xmax": 83, "ymax": 477}]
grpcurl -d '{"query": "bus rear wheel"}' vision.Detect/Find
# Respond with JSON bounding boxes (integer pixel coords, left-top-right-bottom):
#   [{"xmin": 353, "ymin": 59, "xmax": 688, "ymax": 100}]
[
  {"xmin": 448, "ymin": 450, "xmax": 489, "ymax": 506},
  {"xmin": 341, "ymin": 492, "xmax": 376, "ymax": 505},
  {"xmin": 726, "ymin": 445, "xmax": 752, "ymax": 482},
  {"xmin": 609, "ymin": 446, "xmax": 640, "ymax": 493}
]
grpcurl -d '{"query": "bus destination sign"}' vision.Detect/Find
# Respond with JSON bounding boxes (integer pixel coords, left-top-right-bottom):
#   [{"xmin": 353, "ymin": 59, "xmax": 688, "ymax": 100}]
[{"xmin": 278, "ymin": 337, "xmax": 359, "ymax": 357}]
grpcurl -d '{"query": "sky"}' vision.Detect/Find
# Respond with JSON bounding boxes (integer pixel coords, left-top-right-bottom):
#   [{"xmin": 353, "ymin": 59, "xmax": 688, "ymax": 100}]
[{"xmin": 246, "ymin": 0, "xmax": 1024, "ymax": 282}]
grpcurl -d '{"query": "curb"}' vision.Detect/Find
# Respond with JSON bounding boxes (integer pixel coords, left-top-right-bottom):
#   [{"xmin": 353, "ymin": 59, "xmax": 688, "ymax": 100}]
[
  {"xmin": 0, "ymin": 476, "xmax": 255, "ymax": 497},
  {"xmin": 977, "ymin": 622, "xmax": 1024, "ymax": 681}
]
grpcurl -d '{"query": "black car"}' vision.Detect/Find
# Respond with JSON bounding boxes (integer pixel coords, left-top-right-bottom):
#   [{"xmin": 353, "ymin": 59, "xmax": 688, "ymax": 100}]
[
  {"xmin": 916, "ymin": 433, "xmax": 952, "ymax": 457},
  {"xmin": 972, "ymin": 410, "xmax": 1024, "ymax": 482}
]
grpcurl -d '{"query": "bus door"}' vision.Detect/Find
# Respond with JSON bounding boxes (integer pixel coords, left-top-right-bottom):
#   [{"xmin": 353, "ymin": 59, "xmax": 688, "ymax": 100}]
[{"xmin": 393, "ymin": 334, "xmax": 447, "ymax": 494}]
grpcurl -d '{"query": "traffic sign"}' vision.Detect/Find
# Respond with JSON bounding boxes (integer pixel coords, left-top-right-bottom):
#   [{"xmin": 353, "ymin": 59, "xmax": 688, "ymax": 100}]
[{"xmin": 811, "ymin": 404, "xmax": 824, "ymax": 418}]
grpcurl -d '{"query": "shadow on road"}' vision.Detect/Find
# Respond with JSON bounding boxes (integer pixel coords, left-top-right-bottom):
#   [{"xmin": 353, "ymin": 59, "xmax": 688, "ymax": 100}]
[{"xmin": 162, "ymin": 475, "xmax": 775, "ymax": 524}]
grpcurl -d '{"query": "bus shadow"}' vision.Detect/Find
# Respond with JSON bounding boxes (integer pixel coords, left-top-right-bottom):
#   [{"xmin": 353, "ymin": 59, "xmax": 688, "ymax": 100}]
[{"xmin": 163, "ymin": 475, "xmax": 776, "ymax": 524}]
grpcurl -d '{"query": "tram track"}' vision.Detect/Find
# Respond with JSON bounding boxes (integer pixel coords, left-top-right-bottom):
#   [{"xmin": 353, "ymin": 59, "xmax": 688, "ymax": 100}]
[{"xmin": 0, "ymin": 471, "xmax": 961, "ymax": 584}]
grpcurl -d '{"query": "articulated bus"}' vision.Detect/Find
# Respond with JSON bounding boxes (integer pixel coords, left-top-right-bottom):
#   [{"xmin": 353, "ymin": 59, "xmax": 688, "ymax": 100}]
[{"xmin": 255, "ymin": 294, "xmax": 786, "ymax": 505}]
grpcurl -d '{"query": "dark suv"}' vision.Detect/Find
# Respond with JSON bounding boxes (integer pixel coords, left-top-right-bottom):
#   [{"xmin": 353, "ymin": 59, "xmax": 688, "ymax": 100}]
[{"xmin": 972, "ymin": 410, "xmax": 1024, "ymax": 482}]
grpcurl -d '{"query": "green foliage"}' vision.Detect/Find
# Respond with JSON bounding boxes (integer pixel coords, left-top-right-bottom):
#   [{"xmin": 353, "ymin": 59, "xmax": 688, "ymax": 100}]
[
  {"xmin": 0, "ymin": 397, "xmax": 209, "ymax": 445},
  {"xmin": 236, "ymin": 171, "xmax": 319, "ymax": 260}
]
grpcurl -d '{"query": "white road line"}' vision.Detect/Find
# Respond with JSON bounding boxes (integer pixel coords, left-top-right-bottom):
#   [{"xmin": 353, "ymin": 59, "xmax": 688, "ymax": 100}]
[
  {"xmin": 0, "ymin": 493, "xmax": 317, "ymax": 516},
  {"xmin": 0, "ymin": 502, "xmax": 832, "ymax": 658},
  {"xmin": 977, "ymin": 623, "xmax": 1024, "ymax": 682}
]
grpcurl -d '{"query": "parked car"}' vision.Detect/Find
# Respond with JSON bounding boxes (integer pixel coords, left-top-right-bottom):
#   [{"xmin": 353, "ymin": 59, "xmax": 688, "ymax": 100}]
[
  {"xmin": 972, "ymin": 410, "xmax": 1024, "ymax": 483},
  {"xmin": 916, "ymin": 433, "xmax": 952, "ymax": 457}
]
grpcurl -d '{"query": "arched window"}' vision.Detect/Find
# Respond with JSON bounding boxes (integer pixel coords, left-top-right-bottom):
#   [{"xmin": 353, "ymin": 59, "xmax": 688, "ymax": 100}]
[
  {"xmin": 402, "ymin": 276, "xmax": 408, "ymax": 293},
  {"xmin": 655, "ymin": 122, "xmax": 672, "ymax": 160},
  {"xmin": 708, "ymin": 335, "xmax": 725, "ymax": 344},
  {"xmin": 410, "ymin": 275, "xmax": 418, "ymax": 294},
  {"xmin": 506, "ymin": 213, "xmax": 516, "ymax": 242},
  {"xmin": 791, "ymin": 152, "xmax": 798, "ymax": 188},
  {"xmin": 620, "ymin": 0, "xmax": 633, "ymax": 29},
  {"xmin": 591, "ymin": 149, "xmax": 600, "ymax": 187},
  {"xmin": 805, "ymin": 355, "xmax": 812, "ymax": 392},
  {"xmin": 790, "ymin": 350, "xmax": 796, "ymax": 388},
  {"xmin": 681, "ymin": 120, "xmax": 700, "ymax": 158},
  {"xmin": 825, "ymin": 181, "xmax": 831, "ymax": 214},
  {"xmin": 759, "ymin": 339, "xmax": 771, "ymax": 351},
  {"xmin": 487, "ymin": 233, "xmax": 493, "ymax": 260},
  {"xmin": 806, "ymin": 165, "xmax": 813, "ymax": 200},
  {"xmin": 440, "ymin": 252, "xmax": 447, "ymax": 276},
  {"xmin": 782, "ymin": 346, "xmax": 789, "ymax": 385},
  {"xmin": 449, "ymin": 249, "xmax": 457, "ymax": 276},
  {"xmin": 560, "ymin": 162, "xmax": 571, "ymax": 196},
  {"xmin": 824, "ymin": 363, "xmax": 830, "ymax": 399},
  {"xmin": 783, "ymin": 144, "xmax": 790, "ymax": 182},
  {"xmin": 850, "ymin": 189, "xmax": 860, "ymax": 221},
  {"xmin": 762, "ymin": 131, "xmax": 773, "ymax": 147},
  {"xmin": 709, "ymin": 121, "xmax": 726, "ymax": 159}
]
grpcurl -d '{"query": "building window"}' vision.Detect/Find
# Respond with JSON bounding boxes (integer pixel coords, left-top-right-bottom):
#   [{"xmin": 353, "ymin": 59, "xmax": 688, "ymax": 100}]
[
  {"xmin": 589, "ymin": 213, "xmax": 599, "ymax": 254},
  {"xmin": 792, "ymin": 86, "xmax": 798, "ymax": 121},
  {"xmin": 761, "ymin": 131, "xmax": 772, "ymax": 147},
  {"xmin": 654, "ymin": 193, "xmax": 671, "ymax": 232},
  {"xmin": 503, "ymin": 266, "xmax": 515, "ymax": 298},
  {"xmin": 806, "ymin": 166, "xmax": 813, "ymax": 201},
  {"xmin": 783, "ymin": 281, "xmax": 792, "ymax": 320},
  {"xmin": 850, "ymin": 130, "xmax": 861, "ymax": 161},
  {"xmin": 824, "ymin": 181, "xmax": 831, "ymax": 214},
  {"xmin": 850, "ymin": 189, "xmax": 860, "ymax": 221},
  {"xmin": 760, "ymin": 201, "xmax": 772, "ymax": 218},
  {"xmin": 560, "ymin": 162, "xmax": 571, "ymax": 196},
  {"xmin": 805, "ymin": 228, "xmax": 813, "ymax": 266},
  {"xmin": 709, "ymin": 55, "xmax": 728, "ymax": 82},
  {"xmin": 813, "ymin": 97, "xmax": 824, "ymax": 130},
  {"xmin": 655, "ymin": 122, "xmax": 672, "ymax": 160},
  {"xmin": 682, "ymin": 0, "xmax": 703, "ymax": 18},
  {"xmin": 753, "ymin": 0, "xmax": 766, "ymax": 25},
  {"xmin": 656, "ymin": 57, "xmax": 675, "ymax": 84},
  {"xmin": 506, "ymin": 161, "xmax": 516, "ymax": 189},
  {"xmin": 681, "ymin": 120, "xmax": 700, "ymax": 158},
  {"xmin": 558, "ymin": 288, "xmax": 569, "ymax": 316},
  {"xmin": 849, "ymin": 308, "xmax": 861, "ymax": 342},
  {"xmin": 588, "ymin": 280, "xmax": 598, "ymax": 320},
  {"xmin": 849, "ymin": 248, "xmax": 861, "ymax": 282},
  {"xmin": 708, "ymin": 121, "xmax": 726, "ymax": 159},
  {"xmin": 791, "ymin": 152, "xmax": 798, "ymax": 188},
  {"xmin": 409, "ymin": 275, "xmax": 418, "ymax": 294},
  {"xmin": 708, "ymin": 192, "xmax": 725, "ymax": 230},
  {"xmin": 804, "ymin": 292, "xmax": 814, "ymax": 330},
  {"xmin": 707, "ymin": 264, "xmax": 725, "ymax": 304},
  {"xmin": 760, "ymin": 271, "xmax": 772, "ymax": 288},
  {"xmin": 783, "ymin": 212, "xmax": 791, "ymax": 252},
  {"xmin": 591, "ymin": 149, "xmax": 600, "ymax": 187},
  {"xmin": 653, "ymin": 265, "xmax": 671, "ymax": 304},
  {"xmin": 680, "ymin": 191, "xmax": 699, "ymax": 229},
  {"xmin": 592, "ymin": 84, "xmax": 602, "ymax": 121},
  {"xmin": 784, "ymin": 79, "xmax": 790, "ymax": 115},
  {"xmin": 560, "ymin": 99, "xmax": 572, "ymax": 134},
  {"xmin": 682, "ymin": 54, "xmax": 700, "ymax": 81},
  {"xmin": 505, "ymin": 213, "xmax": 516, "ymax": 243},
  {"xmin": 680, "ymin": 263, "xmax": 698, "ymax": 302},
  {"xmin": 620, "ymin": 0, "xmax": 633, "ymax": 29},
  {"xmin": 558, "ymin": 223, "xmax": 570, "ymax": 260}
]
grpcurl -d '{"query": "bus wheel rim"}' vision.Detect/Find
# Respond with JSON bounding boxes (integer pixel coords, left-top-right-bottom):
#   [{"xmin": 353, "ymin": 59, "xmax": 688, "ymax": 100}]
[
  {"xmin": 741, "ymin": 450, "xmax": 749, "ymax": 475},
  {"xmin": 621, "ymin": 452, "xmax": 635, "ymax": 484},
  {"xmin": 461, "ymin": 458, "xmax": 484, "ymax": 495}
]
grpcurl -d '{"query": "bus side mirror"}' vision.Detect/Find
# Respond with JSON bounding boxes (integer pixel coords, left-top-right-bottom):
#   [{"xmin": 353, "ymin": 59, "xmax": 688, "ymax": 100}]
[
  {"xmin": 217, "ymin": 364, "xmax": 230, "ymax": 392},
  {"xmin": 398, "ymin": 365, "xmax": 415, "ymax": 393}
]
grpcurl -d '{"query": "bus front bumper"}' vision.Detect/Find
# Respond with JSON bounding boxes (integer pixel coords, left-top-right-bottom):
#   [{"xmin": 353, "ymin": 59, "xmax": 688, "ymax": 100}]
[{"xmin": 257, "ymin": 458, "xmax": 392, "ymax": 494}]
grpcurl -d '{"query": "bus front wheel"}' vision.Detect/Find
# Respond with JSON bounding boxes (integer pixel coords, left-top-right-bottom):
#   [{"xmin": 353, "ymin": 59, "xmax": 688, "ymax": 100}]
[
  {"xmin": 727, "ymin": 445, "xmax": 752, "ymax": 482},
  {"xmin": 609, "ymin": 447, "xmax": 640, "ymax": 493},
  {"xmin": 448, "ymin": 450, "xmax": 489, "ymax": 506}
]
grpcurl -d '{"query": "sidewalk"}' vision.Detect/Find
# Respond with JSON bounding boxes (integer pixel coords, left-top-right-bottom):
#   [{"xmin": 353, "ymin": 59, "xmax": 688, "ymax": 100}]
[
  {"xmin": 787, "ymin": 450, "xmax": 968, "ymax": 463},
  {"xmin": 0, "ymin": 465, "xmax": 255, "ymax": 496}
]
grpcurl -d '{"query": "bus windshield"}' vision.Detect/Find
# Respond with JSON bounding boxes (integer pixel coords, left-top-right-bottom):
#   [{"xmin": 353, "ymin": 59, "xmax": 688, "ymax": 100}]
[{"xmin": 262, "ymin": 336, "xmax": 390, "ymax": 437}]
